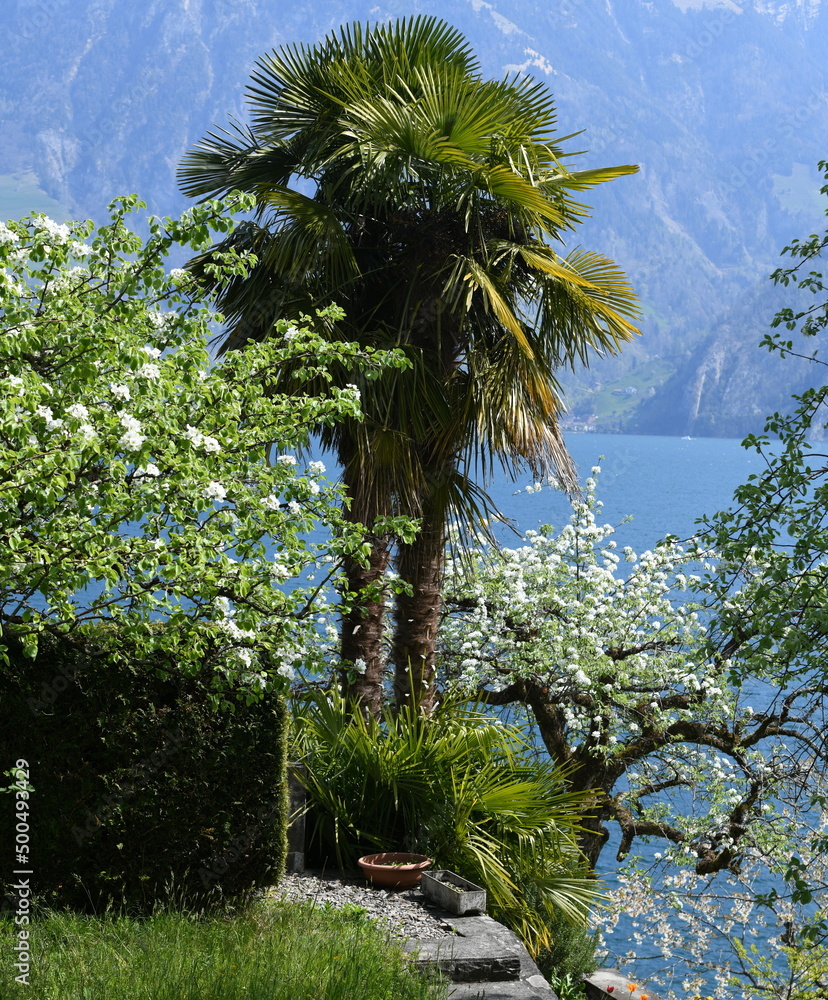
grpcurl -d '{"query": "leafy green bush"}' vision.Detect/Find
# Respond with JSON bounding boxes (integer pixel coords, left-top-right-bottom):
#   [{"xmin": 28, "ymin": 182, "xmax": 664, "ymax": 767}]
[
  {"xmin": 292, "ymin": 691, "xmax": 601, "ymax": 952},
  {"xmin": 534, "ymin": 905, "xmax": 599, "ymax": 985},
  {"xmin": 0, "ymin": 626, "xmax": 288, "ymax": 912}
]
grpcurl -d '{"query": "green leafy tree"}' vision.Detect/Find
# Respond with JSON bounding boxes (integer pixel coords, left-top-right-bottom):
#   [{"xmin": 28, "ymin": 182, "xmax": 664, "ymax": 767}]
[
  {"xmin": 700, "ymin": 159, "xmax": 828, "ymax": 694},
  {"xmin": 178, "ymin": 16, "xmax": 640, "ymax": 714},
  {"xmin": 0, "ymin": 196, "xmax": 407, "ymax": 694}
]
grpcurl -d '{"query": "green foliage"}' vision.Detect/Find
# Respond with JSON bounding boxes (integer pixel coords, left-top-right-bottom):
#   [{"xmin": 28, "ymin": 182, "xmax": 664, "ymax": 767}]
[
  {"xmin": 0, "ymin": 196, "xmax": 407, "ymax": 692},
  {"xmin": 534, "ymin": 907, "xmax": 599, "ymax": 983},
  {"xmin": 0, "ymin": 899, "xmax": 447, "ymax": 1000},
  {"xmin": 180, "ymin": 15, "xmax": 640, "ymax": 712},
  {"xmin": 701, "ymin": 160, "xmax": 828, "ymax": 693},
  {"xmin": 732, "ymin": 923, "xmax": 828, "ymax": 1000},
  {"xmin": 292, "ymin": 691, "xmax": 601, "ymax": 953},
  {"xmin": 0, "ymin": 624, "xmax": 288, "ymax": 912},
  {"xmin": 543, "ymin": 973, "xmax": 587, "ymax": 1000}
]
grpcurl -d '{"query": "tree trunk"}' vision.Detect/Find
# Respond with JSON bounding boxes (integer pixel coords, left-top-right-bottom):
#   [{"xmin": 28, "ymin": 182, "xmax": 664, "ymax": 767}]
[
  {"xmin": 392, "ymin": 499, "xmax": 445, "ymax": 714},
  {"xmin": 337, "ymin": 453, "xmax": 392, "ymax": 718},
  {"xmin": 524, "ymin": 682, "xmax": 617, "ymax": 868},
  {"xmin": 339, "ymin": 533, "xmax": 391, "ymax": 717}
]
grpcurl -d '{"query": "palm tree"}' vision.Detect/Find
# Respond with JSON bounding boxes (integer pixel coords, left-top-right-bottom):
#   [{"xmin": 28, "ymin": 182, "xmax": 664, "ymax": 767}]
[{"xmin": 178, "ymin": 16, "xmax": 640, "ymax": 713}]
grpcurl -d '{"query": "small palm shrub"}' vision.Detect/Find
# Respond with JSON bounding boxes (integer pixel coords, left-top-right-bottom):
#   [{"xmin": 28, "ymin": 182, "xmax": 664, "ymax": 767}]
[{"xmin": 291, "ymin": 691, "xmax": 602, "ymax": 952}]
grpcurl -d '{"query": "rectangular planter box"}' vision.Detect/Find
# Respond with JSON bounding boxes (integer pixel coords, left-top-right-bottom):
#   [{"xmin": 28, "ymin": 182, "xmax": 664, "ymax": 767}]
[{"xmin": 421, "ymin": 870, "xmax": 487, "ymax": 915}]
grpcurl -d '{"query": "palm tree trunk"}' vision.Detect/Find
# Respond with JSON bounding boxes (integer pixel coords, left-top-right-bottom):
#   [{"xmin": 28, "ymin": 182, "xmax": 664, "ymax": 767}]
[
  {"xmin": 339, "ymin": 532, "xmax": 391, "ymax": 717},
  {"xmin": 392, "ymin": 498, "xmax": 445, "ymax": 713}
]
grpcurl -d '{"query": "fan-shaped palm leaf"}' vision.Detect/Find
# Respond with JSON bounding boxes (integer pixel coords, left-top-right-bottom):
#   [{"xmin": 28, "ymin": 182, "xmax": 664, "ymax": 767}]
[{"xmin": 178, "ymin": 15, "xmax": 641, "ymax": 714}]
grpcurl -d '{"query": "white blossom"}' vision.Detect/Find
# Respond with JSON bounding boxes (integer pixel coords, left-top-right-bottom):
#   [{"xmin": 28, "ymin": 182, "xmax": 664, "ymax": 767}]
[
  {"xmin": 203, "ymin": 481, "xmax": 227, "ymax": 502},
  {"xmin": 135, "ymin": 463, "xmax": 161, "ymax": 478},
  {"xmin": 137, "ymin": 362, "xmax": 161, "ymax": 380},
  {"xmin": 118, "ymin": 411, "xmax": 145, "ymax": 451},
  {"xmin": 36, "ymin": 405, "xmax": 63, "ymax": 431},
  {"xmin": 36, "ymin": 217, "xmax": 71, "ymax": 242},
  {"xmin": 183, "ymin": 424, "xmax": 204, "ymax": 446}
]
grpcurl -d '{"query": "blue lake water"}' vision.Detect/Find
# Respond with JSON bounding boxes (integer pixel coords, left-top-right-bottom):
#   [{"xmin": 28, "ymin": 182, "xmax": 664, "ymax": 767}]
[{"xmin": 484, "ymin": 432, "xmax": 767, "ymax": 553}]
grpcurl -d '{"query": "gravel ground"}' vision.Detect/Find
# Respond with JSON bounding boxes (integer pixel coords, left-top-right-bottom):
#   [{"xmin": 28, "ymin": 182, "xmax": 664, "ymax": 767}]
[{"xmin": 265, "ymin": 872, "xmax": 456, "ymax": 941}]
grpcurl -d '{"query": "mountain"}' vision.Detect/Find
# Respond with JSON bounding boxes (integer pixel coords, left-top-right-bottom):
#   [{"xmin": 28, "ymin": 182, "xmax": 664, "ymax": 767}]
[{"xmin": 2, "ymin": 0, "xmax": 826, "ymax": 436}]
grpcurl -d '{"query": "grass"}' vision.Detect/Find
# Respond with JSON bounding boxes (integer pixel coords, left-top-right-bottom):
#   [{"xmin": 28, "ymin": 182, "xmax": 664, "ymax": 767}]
[{"xmin": 0, "ymin": 899, "xmax": 448, "ymax": 1000}]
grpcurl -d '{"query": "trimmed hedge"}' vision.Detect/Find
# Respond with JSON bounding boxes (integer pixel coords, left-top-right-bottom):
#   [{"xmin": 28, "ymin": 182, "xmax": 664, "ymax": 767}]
[{"xmin": 0, "ymin": 625, "xmax": 288, "ymax": 913}]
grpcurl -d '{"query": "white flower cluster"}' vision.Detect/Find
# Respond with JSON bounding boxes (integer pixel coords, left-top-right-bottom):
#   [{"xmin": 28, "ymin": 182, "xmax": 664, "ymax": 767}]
[
  {"xmin": 203, "ymin": 481, "xmax": 227, "ymax": 502},
  {"xmin": 183, "ymin": 424, "xmax": 221, "ymax": 454},
  {"xmin": 36, "ymin": 405, "xmax": 63, "ymax": 432},
  {"xmin": 136, "ymin": 362, "xmax": 161, "ymax": 381},
  {"xmin": 110, "ymin": 383, "xmax": 131, "ymax": 401},
  {"xmin": 117, "ymin": 411, "xmax": 145, "ymax": 451},
  {"xmin": 213, "ymin": 596, "xmax": 263, "ymax": 682},
  {"xmin": 35, "ymin": 217, "xmax": 71, "ymax": 243}
]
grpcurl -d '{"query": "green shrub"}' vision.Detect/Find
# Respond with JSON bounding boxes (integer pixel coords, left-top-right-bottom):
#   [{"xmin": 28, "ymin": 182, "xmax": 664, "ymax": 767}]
[
  {"xmin": 292, "ymin": 690, "xmax": 601, "ymax": 953},
  {"xmin": 534, "ymin": 906, "xmax": 599, "ymax": 983},
  {"xmin": 0, "ymin": 625, "xmax": 288, "ymax": 912}
]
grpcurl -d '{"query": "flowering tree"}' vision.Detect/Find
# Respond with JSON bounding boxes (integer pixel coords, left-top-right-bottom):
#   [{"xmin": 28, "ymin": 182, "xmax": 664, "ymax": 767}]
[
  {"xmin": 439, "ymin": 476, "xmax": 828, "ymax": 998},
  {"xmin": 0, "ymin": 195, "xmax": 408, "ymax": 697},
  {"xmin": 594, "ymin": 851, "xmax": 828, "ymax": 1000},
  {"xmin": 441, "ymin": 476, "xmax": 826, "ymax": 869}
]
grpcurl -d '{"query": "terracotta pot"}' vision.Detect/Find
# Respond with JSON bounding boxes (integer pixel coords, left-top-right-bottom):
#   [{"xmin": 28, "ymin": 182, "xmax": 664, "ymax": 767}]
[{"xmin": 357, "ymin": 852, "xmax": 432, "ymax": 889}]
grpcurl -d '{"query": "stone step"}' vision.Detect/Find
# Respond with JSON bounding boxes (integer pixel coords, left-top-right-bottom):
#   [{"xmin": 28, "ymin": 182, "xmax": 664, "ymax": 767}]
[
  {"xmin": 447, "ymin": 981, "xmax": 556, "ymax": 999},
  {"xmin": 404, "ymin": 914, "xmax": 557, "ymax": 999}
]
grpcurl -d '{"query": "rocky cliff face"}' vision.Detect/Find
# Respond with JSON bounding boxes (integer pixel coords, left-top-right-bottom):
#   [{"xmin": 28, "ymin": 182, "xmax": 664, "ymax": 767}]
[
  {"xmin": 629, "ymin": 279, "xmax": 827, "ymax": 437},
  {"xmin": 1, "ymin": 0, "xmax": 826, "ymax": 435}
]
